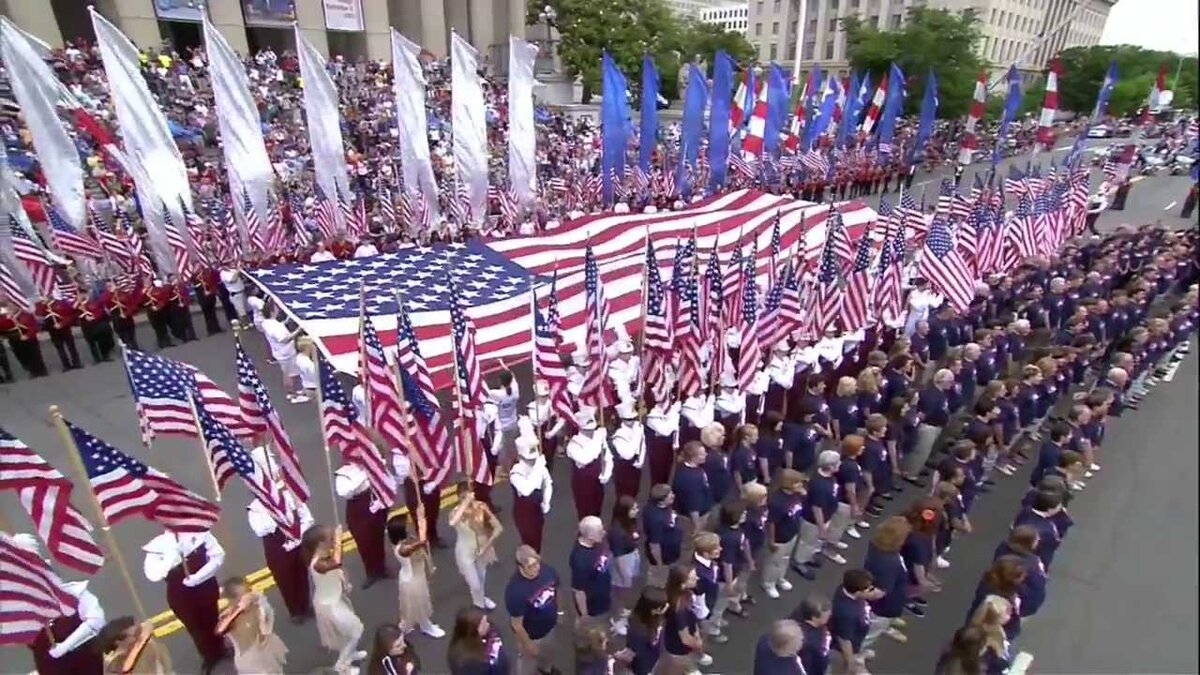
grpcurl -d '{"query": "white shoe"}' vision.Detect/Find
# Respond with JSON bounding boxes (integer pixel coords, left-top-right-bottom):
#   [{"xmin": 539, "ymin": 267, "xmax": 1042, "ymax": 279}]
[
  {"xmin": 856, "ymin": 520, "xmax": 871, "ymax": 529},
  {"xmin": 420, "ymin": 623, "xmax": 445, "ymax": 638},
  {"xmin": 997, "ymin": 465, "xmax": 1016, "ymax": 476},
  {"xmin": 698, "ymin": 654, "xmax": 714, "ymax": 667},
  {"xmin": 831, "ymin": 540, "xmax": 849, "ymax": 550},
  {"xmin": 936, "ymin": 556, "xmax": 951, "ymax": 569},
  {"xmin": 482, "ymin": 597, "xmax": 497, "ymax": 610},
  {"xmin": 823, "ymin": 551, "xmax": 847, "ymax": 565},
  {"xmin": 351, "ymin": 650, "xmax": 368, "ymax": 662},
  {"xmin": 778, "ymin": 578, "xmax": 794, "ymax": 591},
  {"xmin": 1084, "ymin": 471, "xmax": 1094, "ymax": 479},
  {"xmin": 1071, "ymin": 481, "xmax": 1086, "ymax": 491},
  {"xmin": 290, "ymin": 393, "xmax": 311, "ymax": 403},
  {"xmin": 847, "ymin": 527, "xmax": 862, "ymax": 540},
  {"xmin": 763, "ymin": 583, "xmax": 780, "ymax": 599},
  {"xmin": 1090, "ymin": 463, "xmax": 1101, "ymax": 472}
]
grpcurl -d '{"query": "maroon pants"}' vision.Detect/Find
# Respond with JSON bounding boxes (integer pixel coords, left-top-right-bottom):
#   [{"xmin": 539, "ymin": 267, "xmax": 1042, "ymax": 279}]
[
  {"xmin": 166, "ymin": 549, "xmax": 227, "ymax": 668},
  {"xmin": 764, "ymin": 383, "xmax": 788, "ymax": 419},
  {"xmin": 613, "ymin": 456, "xmax": 642, "ymax": 503},
  {"xmin": 30, "ymin": 614, "xmax": 104, "ymax": 675},
  {"xmin": 345, "ymin": 492, "xmax": 388, "ymax": 581},
  {"xmin": 571, "ymin": 458, "xmax": 605, "ymax": 519},
  {"xmin": 541, "ymin": 433, "xmax": 561, "ymax": 471},
  {"xmin": 512, "ymin": 489, "xmax": 546, "ymax": 552},
  {"xmin": 717, "ymin": 412, "xmax": 740, "ymax": 450},
  {"xmin": 647, "ymin": 432, "xmax": 675, "ymax": 488},
  {"xmin": 745, "ymin": 395, "xmax": 764, "ymax": 426},
  {"xmin": 262, "ymin": 530, "xmax": 311, "ymax": 618}
]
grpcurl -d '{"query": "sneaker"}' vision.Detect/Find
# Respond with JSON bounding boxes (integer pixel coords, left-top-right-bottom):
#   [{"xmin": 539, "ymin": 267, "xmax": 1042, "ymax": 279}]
[
  {"xmin": 885, "ymin": 627, "xmax": 908, "ymax": 643},
  {"xmin": 612, "ymin": 618, "xmax": 628, "ymax": 636},
  {"xmin": 865, "ymin": 505, "xmax": 884, "ymax": 517},
  {"xmin": 420, "ymin": 623, "xmax": 445, "ymax": 638},
  {"xmin": 1090, "ymin": 463, "xmax": 1101, "ymax": 472},
  {"xmin": 847, "ymin": 527, "xmax": 862, "ymax": 540},
  {"xmin": 856, "ymin": 520, "xmax": 871, "ymax": 529},
  {"xmin": 997, "ymin": 464, "xmax": 1016, "ymax": 476},
  {"xmin": 791, "ymin": 565, "xmax": 816, "ymax": 581},
  {"xmin": 889, "ymin": 617, "xmax": 908, "ymax": 629},
  {"xmin": 862, "ymin": 649, "xmax": 876, "ymax": 661},
  {"xmin": 698, "ymin": 654, "xmax": 714, "ymax": 667},
  {"xmin": 912, "ymin": 597, "xmax": 929, "ymax": 607},
  {"xmin": 936, "ymin": 556, "xmax": 951, "ymax": 569},
  {"xmin": 708, "ymin": 633, "xmax": 729, "ymax": 644},
  {"xmin": 778, "ymin": 578, "xmax": 795, "ymax": 591},
  {"xmin": 831, "ymin": 540, "xmax": 849, "ymax": 550},
  {"xmin": 906, "ymin": 602, "xmax": 927, "ymax": 618},
  {"xmin": 822, "ymin": 551, "xmax": 847, "ymax": 565},
  {"xmin": 351, "ymin": 650, "xmax": 369, "ymax": 662},
  {"xmin": 1071, "ymin": 481, "xmax": 1087, "ymax": 491},
  {"xmin": 1084, "ymin": 471, "xmax": 1094, "ymax": 479},
  {"xmin": 763, "ymin": 584, "xmax": 780, "ymax": 599},
  {"xmin": 290, "ymin": 393, "xmax": 311, "ymax": 404},
  {"xmin": 481, "ymin": 597, "xmax": 497, "ymax": 610}
]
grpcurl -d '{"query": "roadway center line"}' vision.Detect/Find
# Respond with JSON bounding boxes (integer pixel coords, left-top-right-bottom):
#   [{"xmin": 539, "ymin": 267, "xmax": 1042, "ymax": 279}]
[{"xmin": 1164, "ymin": 201, "xmax": 1178, "ymax": 211}]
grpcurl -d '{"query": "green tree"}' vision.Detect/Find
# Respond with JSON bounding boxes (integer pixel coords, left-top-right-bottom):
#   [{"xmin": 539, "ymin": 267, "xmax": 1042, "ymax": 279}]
[
  {"xmin": 842, "ymin": 7, "xmax": 986, "ymax": 119},
  {"xmin": 1055, "ymin": 45, "xmax": 1197, "ymax": 115}
]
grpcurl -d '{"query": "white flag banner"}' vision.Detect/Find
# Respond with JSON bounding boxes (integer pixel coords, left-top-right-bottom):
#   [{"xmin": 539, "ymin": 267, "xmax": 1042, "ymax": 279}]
[
  {"xmin": 203, "ymin": 15, "xmax": 275, "ymax": 251},
  {"xmin": 0, "ymin": 18, "xmax": 88, "ymax": 230},
  {"xmin": 507, "ymin": 36, "xmax": 539, "ymax": 210},
  {"xmin": 90, "ymin": 7, "xmax": 193, "ymax": 276},
  {"xmin": 391, "ymin": 29, "xmax": 439, "ymax": 220},
  {"xmin": 0, "ymin": 145, "xmax": 44, "ymax": 306},
  {"xmin": 451, "ymin": 31, "xmax": 488, "ymax": 226},
  {"xmin": 295, "ymin": 25, "xmax": 351, "ymax": 234}
]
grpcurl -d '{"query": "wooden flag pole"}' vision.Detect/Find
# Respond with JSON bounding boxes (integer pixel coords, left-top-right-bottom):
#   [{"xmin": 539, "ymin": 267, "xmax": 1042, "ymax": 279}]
[
  {"xmin": 306, "ymin": 343, "xmax": 342, "ymax": 529},
  {"xmin": 49, "ymin": 406, "xmax": 175, "ymax": 673},
  {"xmin": 528, "ymin": 278, "xmax": 547, "ymax": 454},
  {"xmin": 185, "ymin": 394, "xmax": 240, "ymax": 554}
]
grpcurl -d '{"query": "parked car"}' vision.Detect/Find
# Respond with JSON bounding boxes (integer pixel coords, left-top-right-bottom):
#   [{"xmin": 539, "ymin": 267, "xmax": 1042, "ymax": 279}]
[{"xmin": 1088, "ymin": 124, "xmax": 1112, "ymax": 138}]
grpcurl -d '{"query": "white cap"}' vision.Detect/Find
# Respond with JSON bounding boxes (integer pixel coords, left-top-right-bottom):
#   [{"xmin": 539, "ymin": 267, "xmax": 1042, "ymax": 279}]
[
  {"xmin": 720, "ymin": 371, "xmax": 738, "ymax": 388},
  {"xmin": 535, "ymin": 379, "xmax": 551, "ymax": 396},
  {"xmin": 617, "ymin": 401, "xmax": 638, "ymax": 420},
  {"xmin": 575, "ymin": 407, "xmax": 597, "ymax": 430},
  {"xmin": 516, "ymin": 436, "xmax": 541, "ymax": 460},
  {"xmin": 617, "ymin": 340, "xmax": 634, "ymax": 355}
]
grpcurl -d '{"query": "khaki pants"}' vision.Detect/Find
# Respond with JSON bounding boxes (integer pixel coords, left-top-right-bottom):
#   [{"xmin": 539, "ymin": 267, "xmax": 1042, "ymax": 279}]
[
  {"xmin": 793, "ymin": 520, "xmax": 824, "ymax": 565},
  {"xmin": 827, "ymin": 503, "xmax": 855, "ymax": 543},
  {"xmin": 704, "ymin": 581, "xmax": 738, "ymax": 635},
  {"xmin": 516, "ymin": 629, "xmax": 556, "ymax": 675},
  {"xmin": 762, "ymin": 536, "xmax": 796, "ymax": 587},
  {"xmin": 903, "ymin": 423, "xmax": 942, "ymax": 475},
  {"xmin": 657, "ymin": 651, "xmax": 700, "ymax": 675}
]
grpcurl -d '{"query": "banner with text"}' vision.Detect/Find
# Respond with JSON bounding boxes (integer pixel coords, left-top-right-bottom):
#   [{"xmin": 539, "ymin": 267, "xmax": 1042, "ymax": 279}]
[
  {"xmin": 240, "ymin": 0, "xmax": 296, "ymax": 26},
  {"xmin": 153, "ymin": 0, "xmax": 204, "ymax": 22},
  {"xmin": 323, "ymin": 0, "xmax": 364, "ymax": 31}
]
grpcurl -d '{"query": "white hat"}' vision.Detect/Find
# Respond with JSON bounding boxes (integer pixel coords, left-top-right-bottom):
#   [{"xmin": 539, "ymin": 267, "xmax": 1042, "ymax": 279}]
[
  {"xmin": 574, "ymin": 407, "xmax": 597, "ymax": 430},
  {"xmin": 8, "ymin": 533, "xmax": 40, "ymax": 555},
  {"xmin": 720, "ymin": 371, "xmax": 738, "ymax": 388},
  {"xmin": 535, "ymin": 379, "xmax": 551, "ymax": 397},
  {"xmin": 617, "ymin": 401, "xmax": 638, "ymax": 420},
  {"xmin": 516, "ymin": 436, "xmax": 541, "ymax": 460},
  {"xmin": 617, "ymin": 340, "xmax": 634, "ymax": 355}
]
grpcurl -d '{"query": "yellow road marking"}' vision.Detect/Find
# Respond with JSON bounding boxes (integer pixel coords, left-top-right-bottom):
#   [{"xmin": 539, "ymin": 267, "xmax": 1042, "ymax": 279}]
[{"xmin": 147, "ymin": 489, "xmax": 463, "ymax": 638}]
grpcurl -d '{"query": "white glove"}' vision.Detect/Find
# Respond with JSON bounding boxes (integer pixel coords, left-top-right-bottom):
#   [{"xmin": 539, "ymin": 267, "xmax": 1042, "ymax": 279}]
[
  {"xmin": 182, "ymin": 574, "xmax": 203, "ymax": 587},
  {"xmin": 48, "ymin": 644, "xmax": 68, "ymax": 659},
  {"xmin": 423, "ymin": 481, "xmax": 438, "ymax": 495},
  {"xmin": 541, "ymin": 502, "xmax": 551, "ymax": 514}
]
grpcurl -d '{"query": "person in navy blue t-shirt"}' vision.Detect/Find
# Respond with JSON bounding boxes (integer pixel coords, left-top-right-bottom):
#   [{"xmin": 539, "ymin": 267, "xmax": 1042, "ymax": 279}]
[
  {"xmin": 763, "ymin": 469, "xmax": 807, "ymax": 596},
  {"xmin": 1012, "ymin": 490, "xmax": 1065, "ymax": 570},
  {"xmin": 993, "ymin": 526, "xmax": 1047, "ymax": 618},
  {"xmin": 643, "ymin": 484, "xmax": 684, "ymax": 588},
  {"xmin": 1031, "ymin": 422, "xmax": 1070, "ymax": 487},
  {"xmin": 790, "ymin": 595, "xmax": 833, "ymax": 675},
  {"xmin": 446, "ymin": 606, "xmax": 511, "ymax": 675},
  {"xmin": 672, "ymin": 441, "xmax": 713, "ymax": 531},
  {"xmin": 662, "ymin": 564, "xmax": 710, "ymax": 671},
  {"xmin": 795, "ymin": 451, "xmax": 847, "ymax": 571},
  {"xmin": 829, "ymin": 569, "xmax": 885, "ymax": 674},
  {"xmin": 753, "ymin": 620, "xmax": 807, "ymax": 675},
  {"xmin": 615, "ymin": 587, "xmax": 669, "ymax": 675},
  {"xmin": 504, "ymin": 545, "xmax": 560, "ymax": 674},
  {"xmin": 569, "ymin": 516, "xmax": 613, "ymax": 625}
]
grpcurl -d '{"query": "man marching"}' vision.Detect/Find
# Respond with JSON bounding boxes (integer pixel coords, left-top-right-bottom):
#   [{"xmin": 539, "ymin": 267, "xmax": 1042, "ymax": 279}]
[
  {"xmin": 142, "ymin": 529, "xmax": 229, "ymax": 672},
  {"xmin": 248, "ymin": 446, "xmax": 315, "ymax": 622},
  {"xmin": 333, "ymin": 461, "xmax": 390, "ymax": 586}
]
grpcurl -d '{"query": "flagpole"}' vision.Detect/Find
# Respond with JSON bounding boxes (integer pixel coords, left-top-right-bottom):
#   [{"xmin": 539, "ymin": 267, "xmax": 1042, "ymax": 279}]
[
  {"xmin": 185, "ymin": 394, "xmax": 241, "ymax": 553},
  {"xmin": 49, "ymin": 405, "xmax": 175, "ymax": 673},
  {"xmin": 389, "ymin": 292, "xmax": 428, "ymax": 546},
  {"xmin": 306, "ymin": 343, "xmax": 342, "ymax": 529},
  {"xmin": 528, "ymin": 278, "xmax": 547, "ymax": 455}
]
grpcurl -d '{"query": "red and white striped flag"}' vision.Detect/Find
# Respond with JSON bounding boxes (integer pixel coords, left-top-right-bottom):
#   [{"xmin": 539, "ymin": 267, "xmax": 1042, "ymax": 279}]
[
  {"xmin": 0, "ymin": 429, "xmax": 104, "ymax": 575},
  {"xmin": 0, "ymin": 533, "xmax": 79, "ymax": 647},
  {"xmin": 449, "ymin": 278, "xmax": 490, "ymax": 485},
  {"xmin": 241, "ymin": 188, "xmax": 267, "ymax": 255},
  {"xmin": 735, "ymin": 256, "xmax": 762, "ymax": 390},
  {"xmin": 316, "ymin": 355, "xmax": 398, "ymax": 504},
  {"xmin": 579, "ymin": 245, "xmax": 612, "ymax": 409},
  {"xmin": 7, "ymin": 214, "xmax": 57, "ymax": 296},
  {"xmin": 918, "ymin": 218, "xmax": 974, "ymax": 312},
  {"xmin": 359, "ymin": 306, "xmax": 410, "ymax": 454},
  {"xmin": 533, "ymin": 271, "xmax": 576, "ymax": 422},
  {"xmin": 1035, "ymin": 59, "xmax": 1062, "ymax": 151},
  {"xmin": 741, "ymin": 83, "xmax": 771, "ymax": 160},
  {"xmin": 958, "ymin": 70, "xmax": 987, "ymax": 165},
  {"xmin": 234, "ymin": 337, "xmax": 310, "ymax": 502},
  {"xmin": 840, "ymin": 231, "xmax": 874, "ymax": 333},
  {"xmin": 860, "ymin": 74, "xmax": 889, "ymax": 135},
  {"xmin": 394, "ymin": 297, "xmax": 453, "ymax": 486}
]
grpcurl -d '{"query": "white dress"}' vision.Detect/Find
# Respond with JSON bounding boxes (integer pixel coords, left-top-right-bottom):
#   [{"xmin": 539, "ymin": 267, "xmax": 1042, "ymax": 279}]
[
  {"xmin": 309, "ymin": 560, "xmax": 364, "ymax": 653},
  {"xmin": 394, "ymin": 546, "xmax": 435, "ymax": 628}
]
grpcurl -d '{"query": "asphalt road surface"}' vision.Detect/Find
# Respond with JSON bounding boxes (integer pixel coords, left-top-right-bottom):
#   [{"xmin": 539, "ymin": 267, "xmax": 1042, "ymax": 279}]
[{"xmin": 0, "ymin": 169, "xmax": 1195, "ymax": 674}]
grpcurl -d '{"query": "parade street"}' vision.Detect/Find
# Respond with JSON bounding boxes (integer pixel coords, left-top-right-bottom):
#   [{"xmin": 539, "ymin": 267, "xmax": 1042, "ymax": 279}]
[{"xmin": 1, "ymin": 170, "xmax": 1195, "ymax": 674}]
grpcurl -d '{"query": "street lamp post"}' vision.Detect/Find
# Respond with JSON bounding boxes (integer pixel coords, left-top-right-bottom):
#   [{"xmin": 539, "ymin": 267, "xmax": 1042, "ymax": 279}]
[{"xmin": 537, "ymin": 4, "xmax": 557, "ymax": 75}]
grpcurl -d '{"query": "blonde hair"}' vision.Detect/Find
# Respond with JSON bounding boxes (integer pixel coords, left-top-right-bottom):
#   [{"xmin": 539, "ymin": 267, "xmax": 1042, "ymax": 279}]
[
  {"xmin": 741, "ymin": 481, "xmax": 768, "ymax": 504},
  {"xmin": 693, "ymin": 531, "xmax": 720, "ymax": 555},
  {"xmin": 836, "ymin": 376, "xmax": 858, "ymax": 397},
  {"xmin": 856, "ymin": 367, "xmax": 881, "ymax": 394},
  {"xmin": 969, "ymin": 595, "xmax": 1012, "ymax": 654}
]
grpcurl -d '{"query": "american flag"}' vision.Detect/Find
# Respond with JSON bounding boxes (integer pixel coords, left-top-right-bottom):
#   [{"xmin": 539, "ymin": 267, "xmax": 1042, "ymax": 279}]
[
  {"xmin": 872, "ymin": 212, "xmax": 904, "ymax": 326},
  {"xmin": 393, "ymin": 296, "xmax": 452, "ymax": 484},
  {"xmin": 705, "ymin": 251, "xmax": 729, "ymax": 381},
  {"xmin": 898, "ymin": 189, "xmax": 928, "ymax": 244},
  {"xmin": 195, "ymin": 401, "xmax": 300, "ymax": 540},
  {"xmin": 768, "ymin": 211, "xmax": 782, "ymax": 287},
  {"xmin": 775, "ymin": 261, "xmax": 804, "ymax": 343},
  {"xmin": 640, "ymin": 241, "xmax": 671, "ymax": 403},
  {"xmin": 316, "ymin": 355, "xmax": 398, "ymax": 503},
  {"xmin": 378, "ymin": 187, "xmax": 397, "ymax": 232},
  {"xmin": 180, "ymin": 197, "xmax": 211, "ymax": 269},
  {"xmin": 918, "ymin": 218, "xmax": 974, "ymax": 312},
  {"xmin": 250, "ymin": 191, "xmax": 874, "ymax": 383},
  {"xmin": 234, "ymin": 338, "xmax": 310, "ymax": 502},
  {"xmin": 735, "ymin": 254, "xmax": 762, "ymax": 390},
  {"xmin": 45, "ymin": 205, "xmax": 100, "ymax": 259},
  {"xmin": 117, "ymin": 210, "xmax": 156, "ymax": 281},
  {"xmin": 812, "ymin": 212, "xmax": 844, "ymax": 335},
  {"xmin": 448, "ymin": 279, "xmax": 489, "ymax": 485},
  {"xmin": 675, "ymin": 263, "xmax": 706, "ymax": 398},
  {"xmin": 159, "ymin": 202, "xmax": 195, "ymax": 279},
  {"xmin": 88, "ymin": 204, "xmax": 131, "ymax": 269},
  {"xmin": 122, "ymin": 347, "xmax": 253, "ymax": 445},
  {"xmin": 241, "ymin": 188, "xmax": 267, "ymax": 255},
  {"xmin": 824, "ymin": 206, "xmax": 855, "ymax": 272},
  {"xmin": 841, "ymin": 229, "xmax": 874, "ymax": 332},
  {"xmin": 0, "ymin": 428, "xmax": 104, "ymax": 574},
  {"xmin": 0, "ymin": 533, "xmax": 79, "ymax": 647},
  {"xmin": 0, "ymin": 259, "xmax": 29, "ymax": 308},
  {"xmin": 7, "ymin": 214, "xmax": 57, "ymax": 296},
  {"xmin": 66, "ymin": 417, "xmax": 220, "ymax": 532},
  {"xmin": 313, "ymin": 184, "xmax": 338, "ymax": 241},
  {"xmin": 359, "ymin": 308, "xmax": 409, "ymax": 454},
  {"xmin": 532, "ymin": 274, "xmax": 575, "ymax": 423},
  {"xmin": 578, "ymin": 245, "xmax": 612, "ymax": 408},
  {"xmin": 53, "ymin": 278, "xmax": 78, "ymax": 303},
  {"xmin": 958, "ymin": 206, "xmax": 981, "ymax": 276},
  {"xmin": 264, "ymin": 195, "xmax": 289, "ymax": 254},
  {"xmin": 721, "ymin": 246, "xmax": 743, "ymax": 324}
]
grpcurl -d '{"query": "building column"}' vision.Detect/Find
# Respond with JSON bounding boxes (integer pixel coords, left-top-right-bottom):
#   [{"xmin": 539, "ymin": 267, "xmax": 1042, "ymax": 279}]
[
  {"xmin": 362, "ymin": 0, "xmax": 390, "ymax": 59},
  {"xmin": 507, "ymin": 0, "xmax": 525, "ymax": 40},
  {"xmin": 294, "ymin": 0, "xmax": 330, "ymax": 56},
  {"xmin": 3, "ymin": 0, "xmax": 64, "ymax": 46},
  {"xmin": 467, "ymin": 0, "xmax": 494, "ymax": 55},
  {"xmin": 103, "ymin": 0, "xmax": 162, "ymax": 48},
  {"xmin": 420, "ymin": 0, "xmax": 447, "ymax": 56},
  {"xmin": 208, "ymin": 0, "xmax": 249, "ymax": 54},
  {"xmin": 445, "ymin": 0, "xmax": 470, "ymax": 52}
]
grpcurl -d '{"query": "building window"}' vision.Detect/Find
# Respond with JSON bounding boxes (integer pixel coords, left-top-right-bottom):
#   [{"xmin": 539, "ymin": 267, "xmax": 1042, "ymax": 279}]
[
  {"xmin": 868, "ymin": 14, "xmax": 879, "ymax": 28},
  {"xmin": 889, "ymin": 13, "xmax": 901, "ymax": 28},
  {"xmin": 828, "ymin": 17, "xmax": 837, "ymax": 31},
  {"xmin": 757, "ymin": 1, "xmax": 764, "ymax": 14},
  {"xmin": 824, "ymin": 40, "xmax": 835, "ymax": 59},
  {"xmin": 770, "ymin": 43, "xmax": 779, "ymax": 60},
  {"xmin": 755, "ymin": 22, "xmax": 763, "ymax": 35},
  {"xmin": 774, "ymin": 0, "xmax": 782, "ymax": 11},
  {"xmin": 772, "ymin": 21, "xmax": 780, "ymax": 34},
  {"xmin": 850, "ymin": 0, "xmax": 860, "ymax": 7},
  {"xmin": 830, "ymin": 0, "xmax": 839, "ymax": 10},
  {"xmin": 803, "ymin": 41, "xmax": 815, "ymax": 59}
]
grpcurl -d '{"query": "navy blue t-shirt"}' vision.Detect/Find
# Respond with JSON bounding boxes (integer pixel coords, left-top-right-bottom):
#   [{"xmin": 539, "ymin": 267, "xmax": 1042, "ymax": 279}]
[
  {"xmin": 625, "ymin": 621, "xmax": 663, "ymax": 675},
  {"xmin": 802, "ymin": 474, "xmax": 840, "ymax": 524},
  {"xmin": 753, "ymin": 634, "xmax": 805, "ymax": 675},
  {"xmin": 1031, "ymin": 440, "xmax": 1063, "ymax": 487},
  {"xmin": 448, "ymin": 631, "xmax": 510, "ymax": 675},
  {"xmin": 830, "ymin": 589, "xmax": 870, "ymax": 653},
  {"xmin": 672, "ymin": 464, "xmax": 713, "ymax": 517},
  {"xmin": 767, "ymin": 490, "xmax": 804, "ymax": 543},
  {"xmin": 702, "ymin": 452, "xmax": 733, "ymax": 505},
  {"xmin": 1015, "ymin": 384, "xmax": 1041, "ymax": 427},
  {"xmin": 919, "ymin": 386, "xmax": 950, "ymax": 427},
  {"xmin": 732, "ymin": 444, "xmax": 761, "ymax": 484},
  {"xmin": 901, "ymin": 531, "xmax": 934, "ymax": 584},
  {"xmin": 717, "ymin": 525, "xmax": 748, "ymax": 580},
  {"xmin": 745, "ymin": 504, "xmax": 768, "ymax": 552},
  {"xmin": 928, "ymin": 318, "xmax": 949, "ymax": 361},
  {"xmin": 643, "ymin": 503, "xmax": 683, "ymax": 565},
  {"xmin": 693, "ymin": 557, "xmax": 720, "ymax": 609},
  {"xmin": 829, "ymin": 395, "xmax": 862, "ymax": 437},
  {"xmin": 664, "ymin": 606, "xmax": 698, "ymax": 656},
  {"xmin": 504, "ymin": 566, "xmax": 560, "ymax": 640},
  {"xmin": 608, "ymin": 522, "xmax": 639, "ymax": 557},
  {"xmin": 836, "ymin": 459, "xmax": 865, "ymax": 504},
  {"xmin": 569, "ymin": 542, "xmax": 613, "ymax": 617},
  {"xmin": 782, "ymin": 422, "xmax": 821, "ymax": 473},
  {"xmin": 976, "ymin": 349, "xmax": 998, "ymax": 385},
  {"xmin": 799, "ymin": 623, "xmax": 832, "ymax": 675}
]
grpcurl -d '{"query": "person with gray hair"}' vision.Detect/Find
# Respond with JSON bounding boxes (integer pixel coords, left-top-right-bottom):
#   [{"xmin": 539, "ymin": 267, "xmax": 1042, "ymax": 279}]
[
  {"xmin": 794, "ymin": 450, "xmax": 848, "ymax": 572},
  {"xmin": 505, "ymin": 545, "xmax": 562, "ymax": 675},
  {"xmin": 753, "ymin": 619, "xmax": 806, "ymax": 674},
  {"xmin": 569, "ymin": 516, "xmax": 614, "ymax": 629},
  {"xmin": 903, "ymin": 368, "xmax": 956, "ymax": 485}
]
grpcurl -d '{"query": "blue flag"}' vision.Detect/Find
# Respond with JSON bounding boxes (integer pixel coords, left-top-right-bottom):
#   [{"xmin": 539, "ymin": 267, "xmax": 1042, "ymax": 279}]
[
  {"xmin": 992, "ymin": 66, "xmax": 1023, "ymax": 166},
  {"xmin": 908, "ymin": 70, "xmax": 939, "ymax": 164},
  {"xmin": 707, "ymin": 51, "xmax": 736, "ymax": 192},
  {"xmin": 837, "ymin": 71, "xmax": 861, "ymax": 149},
  {"xmin": 1092, "ymin": 60, "xmax": 1119, "ymax": 119},
  {"xmin": 806, "ymin": 76, "xmax": 840, "ymax": 150},
  {"xmin": 764, "ymin": 64, "xmax": 790, "ymax": 156},
  {"xmin": 679, "ymin": 64, "xmax": 708, "ymax": 200},
  {"xmin": 876, "ymin": 63, "xmax": 906, "ymax": 155},
  {"xmin": 601, "ymin": 52, "xmax": 630, "ymax": 204},
  {"xmin": 639, "ymin": 55, "xmax": 659, "ymax": 174}
]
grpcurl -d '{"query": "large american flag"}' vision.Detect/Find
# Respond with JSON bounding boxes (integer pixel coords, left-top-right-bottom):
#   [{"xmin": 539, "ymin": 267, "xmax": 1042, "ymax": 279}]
[
  {"xmin": 46, "ymin": 205, "xmax": 101, "ymax": 260},
  {"xmin": 0, "ymin": 428, "xmax": 104, "ymax": 575},
  {"xmin": 313, "ymin": 184, "xmax": 338, "ymax": 241},
  {"xmin": 234, "ymin": 338, "xmax": 310, "ymax": 502},
  {"xmin": 0, "ymin": 533, "xmax": 79, "ymax": 647},
  {"xmin": 160, "ymin": 201, "xmax": 195, "ymax": 279},
  {"xmin": 66, "ymin": 418, "xmax": 220, "ymax": 532},
  {"xmin": 248, "ymin": 191, "xmax": 876, "ymax": 385},
  {"xmin": 241, "ymin": 188, "xmax": 268, "ymax": 255},
  {"xmin": 735, "ymin": 255, "xmax": 762, "ymax": 390},
  {"xmin": 195, "ymin": 402, "xmax": 301, "ymax": 540},
  {"xmin": 7, "ymin": 214, "xmax": 57, "ymax": 296},
  {"xmin": 811, "ymin": 210, "xmax": 845, "ymax": 335},
  {"xmin": 918, "ymin": 218, "xmax": 974, "ymax": 312},
  {"xmin": 872, "ymin": 212, "xmax": 905, "ymax": 326},
  {"xmin": 88, "ymin": 204, "xmax": 133, "ymax": 270},
  {"xmin": 122, "ymin": 348, "xmax": 253, "ymax": 445},
  {"xmin": 393, "ymin": 297, "xmax": 452, "ymax": 485},
  {"xmin": 0, "ymin": 259, "xmax": 28, "ymax": 307},
  {"xmin": 640, "ymin": 241, "xmax": 671, "ymax": 403},
  {"xmin": 316, "ymin": 355, "xmax": 398, "ymax": 503}
]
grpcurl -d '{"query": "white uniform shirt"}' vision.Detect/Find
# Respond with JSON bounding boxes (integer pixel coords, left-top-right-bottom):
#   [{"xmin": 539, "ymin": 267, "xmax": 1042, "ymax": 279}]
[
  {"xmin": 248, "ymin": 495, "xmax": 315, "ymax": 549},
  {"xmin": 566, "ymin": 429, "xmax": 613, "ymax": 482},
  {"xmin": 645, "ymin": 401, "xmax": 682, "ymax": 441},
  {"xmin": 607, "ymin": 357, "xmax": 642, "ymax": 404},
  {"xmin": 219, "ymin": 268, "xmax": 244, "ymax": 295},
  {"xmin": 334, "ymin": 463, "xmax": 386, "ymax": 510},
  {"xmin": 487, "ymin": 382, "xmax": 520, "ymax": 431},
  {"xmin": 904, "ymin": 288, "xmax": 944, "ymax": 336},
  {"xmin": 566, "ymin": 365, "xmax": 586, "ymax": 397},
  {"xmin": 311, "ymin": 250, "xmax": 336, "ymax": 262},
  {"xmin": 48, "ymin": 581, "xmax": 105, "ymax": 656},
  {"xmin": 354, "ymin": 242, "xmax": 379, "ymax": 258},
  {"xmin": 143, "ymin": 531, "xmax": 225, "ymax": 584},
  {"xmin": 509, "ymin": 456, "xmax": 554, "ymax": 512},
  {"xmin": 247, "ymin": 296, "xmax": 267, "ymax": 331},
  {"xmin": 261, "ymin": 318, "xmax": 296, "ymax": 361},
  {"xmin": 295, "ymin": 351, "xmax": 318, "ymax": 390},
  {"xmin": 681, "ymin": 395, "xmax": 715, "ymax": 429},
  {"xmin": 611, "ymin": 422, "xmax": 646, "ymax": 467},
  {"xmin": 715, "ymin": 389, "xmax": 746, "ymax": 420},
  {"xmin": 527, "ymin": 399, "xmax": 565, "ymax": 438},
  {"xmin": 766, "ymin": 354, "xmax": 796, "ymax": 388}
]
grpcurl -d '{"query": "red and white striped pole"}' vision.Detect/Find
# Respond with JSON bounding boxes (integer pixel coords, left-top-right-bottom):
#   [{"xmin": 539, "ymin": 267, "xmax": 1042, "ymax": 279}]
[
  {"xmin": 860, "ymin": 74, "xmax": 889, "ymax": 135},
  {"xmin": 958, "ymin": 70, "xmax": 988, "ymax": 166},
  {"xmin": 1035, "ymin": 58, "xmax": 1062, "ymax": 152}
]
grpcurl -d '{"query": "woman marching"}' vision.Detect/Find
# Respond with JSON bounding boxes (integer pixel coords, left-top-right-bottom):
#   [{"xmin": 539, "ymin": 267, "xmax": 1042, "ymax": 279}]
[
  {"xmin": 302, "ymin": 525, "xmax": 367, "ymax": 674},
  {"xmin": 387, "ymin": 515, "xmax": 445, "ymax": 638},
  {"xmin": 216, "ymin": 576, "xmax": 289, "ymax": 674},
  {"xmin": 449, "ymin": 478, "xmax": 504, "ymax": 611}
]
